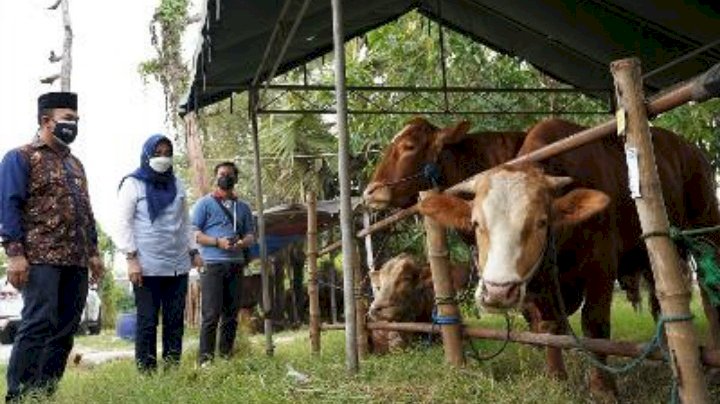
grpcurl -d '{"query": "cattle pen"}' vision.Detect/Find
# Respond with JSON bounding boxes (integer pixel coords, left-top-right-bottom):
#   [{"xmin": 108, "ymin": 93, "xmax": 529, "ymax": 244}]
[
  {"xmin": 306, "ymin": 60, "xmax": 720, "ymax": 403},
  {"xmin": 181, "ymin": 1, "xmax": 720, "ymax": 402}
]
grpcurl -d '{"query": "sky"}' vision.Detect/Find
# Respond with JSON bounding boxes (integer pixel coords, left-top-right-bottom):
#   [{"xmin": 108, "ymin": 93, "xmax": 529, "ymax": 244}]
[{"xmin": 0, "ymin": 0, "xmax": 201, "ymax": 240}]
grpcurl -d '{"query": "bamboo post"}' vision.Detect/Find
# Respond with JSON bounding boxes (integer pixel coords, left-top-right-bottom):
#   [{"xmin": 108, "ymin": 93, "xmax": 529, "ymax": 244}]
[
  {"xmin": 611, "ymin": 57, "xmax": 709, "ymax": 403},
  {"xmin": 306, "ymin": 192, "xmax": 321, "ymax": 353},
  {"xmin": 353, "ymin": 240, "xmax": 369, "ymax": 358},
  {"xmin": 420, "ymin": 190, "xmax": 464, "ymax": 366},
  {"xmin": 328, "ymin": 229, "xmax": 338, "ymax": 324}
]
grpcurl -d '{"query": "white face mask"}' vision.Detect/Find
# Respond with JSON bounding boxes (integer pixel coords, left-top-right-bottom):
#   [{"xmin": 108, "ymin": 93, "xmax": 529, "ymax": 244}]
[{"xmin": 149, "ymin": 156, "xmax": 173, "ymax": 173}]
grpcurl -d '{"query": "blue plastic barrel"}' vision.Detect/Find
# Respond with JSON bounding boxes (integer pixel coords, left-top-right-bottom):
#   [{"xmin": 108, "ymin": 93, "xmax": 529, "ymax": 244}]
[{"xmin": 116, "ymin": 312, "xmax": 137, "ymax": 341}]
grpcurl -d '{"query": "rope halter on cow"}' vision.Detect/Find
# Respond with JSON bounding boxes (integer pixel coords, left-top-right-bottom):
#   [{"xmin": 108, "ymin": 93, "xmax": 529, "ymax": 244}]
[{"xmin": 377, "ymin": 161, "xmax": 443, "ymax": 190}]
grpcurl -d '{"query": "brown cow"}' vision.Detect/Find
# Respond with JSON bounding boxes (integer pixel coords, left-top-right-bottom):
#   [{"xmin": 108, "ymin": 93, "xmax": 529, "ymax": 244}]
[
  {"xmin": 418, "ymin": 117, "xmax": 720, "ymax": 399},
  {"xmin": 367, "ymin": 253, "xmax": 470, "ymax": 352},
  {"xmin": 363, "ymin": 117, "xmax": 526, "ymax": 210},
  {"xmin": 362, "ymin": 117, "xmax": 639, "ymax": 305}
]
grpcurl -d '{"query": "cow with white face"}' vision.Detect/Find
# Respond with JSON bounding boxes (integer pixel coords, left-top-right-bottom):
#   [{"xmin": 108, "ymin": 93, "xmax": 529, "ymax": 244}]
[
  {"xmin": 420, "ymin": 165, "xmax": 610, "ymax": 313},
  {"xmin": 419, "ymin": 164, "xmax": 618, "ymax": 396}
]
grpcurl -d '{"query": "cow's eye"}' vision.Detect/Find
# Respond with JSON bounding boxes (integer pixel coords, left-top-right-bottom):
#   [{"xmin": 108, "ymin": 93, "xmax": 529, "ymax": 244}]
[
  {"xmin": 402, "ymin": 143, "xmax": 416, "ymax": 152},
  {"xmin": 537, "ymin": 218, "xmax": 548, "ymax": 228}
]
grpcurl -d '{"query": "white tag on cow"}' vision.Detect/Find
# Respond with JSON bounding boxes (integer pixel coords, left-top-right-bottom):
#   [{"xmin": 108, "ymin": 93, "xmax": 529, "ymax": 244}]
[
  {"xmin": 625, "ymin": 147, "xmax": 641, "ymax": 198},
  {"xmin": 616, "ymin": 108, "xmax": 626, "ymax": 136}
]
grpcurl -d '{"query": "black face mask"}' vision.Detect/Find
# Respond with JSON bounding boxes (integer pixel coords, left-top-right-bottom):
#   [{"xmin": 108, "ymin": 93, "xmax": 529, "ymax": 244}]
[
  {"xmin": 52, "ymin": 120, "xmax": 78, "ymax": 145},
  {"xmin": 217, "ymin": 175, "xmax": 236, "ymax": 191}
]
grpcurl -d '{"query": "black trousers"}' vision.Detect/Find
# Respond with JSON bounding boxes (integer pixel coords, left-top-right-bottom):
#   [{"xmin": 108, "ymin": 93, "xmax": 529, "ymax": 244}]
[
  {"xmin": 198, "ymin": 262, "xmax": 244, "ymax": 364},
  {"xmin": 6, "ymin": 265, "xmax": 88, "ymax": 402},
  {"xmin": 132, "ymin": 274, "xmax": 188, "ymax": 372}
]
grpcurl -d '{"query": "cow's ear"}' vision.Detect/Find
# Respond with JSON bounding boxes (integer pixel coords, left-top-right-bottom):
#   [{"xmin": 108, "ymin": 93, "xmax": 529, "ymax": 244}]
[
  {"xmin": 434, "ymin": 120, "xmax": 472, "ymax": 148},
  {"xmin": 552, "ymin": 188, "xmax": 610, "ymax": 229},
  {"xmin": 418, "ymin": 194, "xmax": 473, "ymax": 232}
]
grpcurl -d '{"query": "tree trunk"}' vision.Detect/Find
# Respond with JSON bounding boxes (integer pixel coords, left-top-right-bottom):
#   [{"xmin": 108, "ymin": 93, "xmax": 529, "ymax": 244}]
[
  {"xmin": 183, "ymin": 112, "xmax": 210, "ymax": 197},
  {"xmin": 60, "ymin": 0, "xmax": 73, "ymax": 91}
]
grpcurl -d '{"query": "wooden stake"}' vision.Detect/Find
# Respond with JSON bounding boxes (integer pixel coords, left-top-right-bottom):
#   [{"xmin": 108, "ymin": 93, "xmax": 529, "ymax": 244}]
[
  {"xmin": 420, "ymin": 190, "xmax": 464, "ymax": 367},
  {"xmin": 306, "ymin": 192, "xmax": 321, "ymax": 353},
  {"xmin": 611, "ymin": 57, "xmax": 709, "ymax": 403},
  {"xmin": 328, "ymin": 229, "xmax": 338, "ymax": 324},
  {"xmin": 353, "ymin": 240, "xmax": 369, "ymax": 358}
]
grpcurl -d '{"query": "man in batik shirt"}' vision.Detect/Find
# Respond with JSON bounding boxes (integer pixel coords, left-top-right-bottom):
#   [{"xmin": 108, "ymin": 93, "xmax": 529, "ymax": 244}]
[{"xmin": 0, "ymin": 92, "xmax": 104, "ymax": 402}]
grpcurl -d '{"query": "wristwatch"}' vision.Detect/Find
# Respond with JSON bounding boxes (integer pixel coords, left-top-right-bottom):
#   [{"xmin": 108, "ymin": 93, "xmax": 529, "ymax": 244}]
[
  {"xmin": 189, "ymin": 249, "xmax": 199, "ymax": 258},
  {"xmin": 125, "ymin": 251, "xmax": 138, "ymax": 260}
]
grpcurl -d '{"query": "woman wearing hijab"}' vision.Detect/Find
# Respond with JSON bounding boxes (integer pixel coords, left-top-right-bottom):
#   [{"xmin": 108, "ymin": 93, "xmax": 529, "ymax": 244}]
[{"xmin": 114, "ymin": 134, "xmax": 202, "ymax": 372}]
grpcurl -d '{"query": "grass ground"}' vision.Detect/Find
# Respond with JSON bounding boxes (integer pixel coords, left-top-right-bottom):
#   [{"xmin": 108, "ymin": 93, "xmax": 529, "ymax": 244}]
[{"xmin": 3, "ymin": 292, "xmax": 720, "ymax": 403}]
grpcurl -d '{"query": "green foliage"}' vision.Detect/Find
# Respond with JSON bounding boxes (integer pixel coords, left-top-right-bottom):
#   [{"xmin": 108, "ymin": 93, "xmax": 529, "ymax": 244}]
[
  {"xmin": 654, "ymin": 98, "xmax": 720, "ymax": 171},
  {"xmin": 96, "ymin": 222, "xmax": 115, "ymax": 257},
  {"xmin": 0, "ymin": 250, "xmax": 6, "ymax": 278},
  {"xmin": 116, "ymin": 289, "xmax": 136, "ymax": 313},
  {"xmin": 139, "ymin": 0, "xmax": 191, "ymax": 130},
  {"xmin": 100, "ymin": 275, "xmax": 124, "ymax": 329}
]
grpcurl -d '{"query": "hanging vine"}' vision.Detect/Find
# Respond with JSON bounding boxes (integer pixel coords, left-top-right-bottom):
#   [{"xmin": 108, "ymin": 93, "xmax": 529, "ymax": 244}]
[{"xmin": 138, "ymin": 0, "xmax": 199, "ymax": 131}]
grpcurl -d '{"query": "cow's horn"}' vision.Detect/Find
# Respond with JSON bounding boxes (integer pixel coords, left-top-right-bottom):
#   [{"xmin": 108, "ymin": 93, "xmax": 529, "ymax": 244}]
[
  {"xmin": 450, "ymin": 178, "xmax": 476, "ymax": 195},
  {"xmin": 545, "ymin": 175, "xmax": 573, "ymax": 189}
]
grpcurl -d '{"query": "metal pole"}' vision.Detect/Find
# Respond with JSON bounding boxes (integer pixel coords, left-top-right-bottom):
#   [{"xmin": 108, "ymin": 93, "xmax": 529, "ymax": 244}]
[
  {"xmin": 250, "ymin": 0, "xmax": 294, "ymax": 87},
  {"xmin": 612, "ymin": 57, "xmax": 709, "ymax": 403},
  {"xmin": 264, "ymin": 0, "xmax": 312, "ymax": 93},
  {"xmin": 331, "ymin": 0, "xmax": 358, "ymax": 374},
  {"xmin": 249, "ymin": 88, "xmax": 274, "ymax": 357}
]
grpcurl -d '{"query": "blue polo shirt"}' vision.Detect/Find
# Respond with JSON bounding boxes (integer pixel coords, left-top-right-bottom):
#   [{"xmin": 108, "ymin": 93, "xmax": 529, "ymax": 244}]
[{"xmin": 191, "ymin": 194, "xmax": 255, "ymax": 264}]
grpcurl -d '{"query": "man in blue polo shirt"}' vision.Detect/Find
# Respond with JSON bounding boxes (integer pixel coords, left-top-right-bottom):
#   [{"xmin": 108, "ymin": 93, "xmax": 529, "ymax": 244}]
[{"xmin": 191, "ymin": 161, "xmax": 255, "ymax": 366}]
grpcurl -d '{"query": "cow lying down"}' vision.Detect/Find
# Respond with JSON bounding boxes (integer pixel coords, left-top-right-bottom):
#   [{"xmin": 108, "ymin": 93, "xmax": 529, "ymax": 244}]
[{"xmin": 367, "ymin": 253, "xmax": 470, "ymax": 353}]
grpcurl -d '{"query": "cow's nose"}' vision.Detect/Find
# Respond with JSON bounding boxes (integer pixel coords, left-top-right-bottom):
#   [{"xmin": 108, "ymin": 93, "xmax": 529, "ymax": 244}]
[
  {"xmin": 480, "ymin": 281, "xmax": 521, "ymax": 309},
  {"xmin": 363, "ymin": 182, "xmax": 381, "ymax": 199},
  {"xmin": 363, "ymin": 182, "xmax": 390, "ymax": 209}
]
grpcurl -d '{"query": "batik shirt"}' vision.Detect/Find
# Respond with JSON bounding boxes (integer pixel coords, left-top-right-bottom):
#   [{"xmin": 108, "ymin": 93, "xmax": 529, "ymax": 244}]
[{"xmin": 0, "ymin": 137, "xmax": 99, "ymax": 267}]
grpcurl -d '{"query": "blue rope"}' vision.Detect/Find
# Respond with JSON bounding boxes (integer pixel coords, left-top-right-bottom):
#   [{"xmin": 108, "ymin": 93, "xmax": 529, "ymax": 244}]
[
  {"xmin": 422, "ymin": 162, "xmax": 443, "ymax": 188},
  {"xmin": 431, "ymin": 307, "xmax": 461, "ymax": 325}
]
